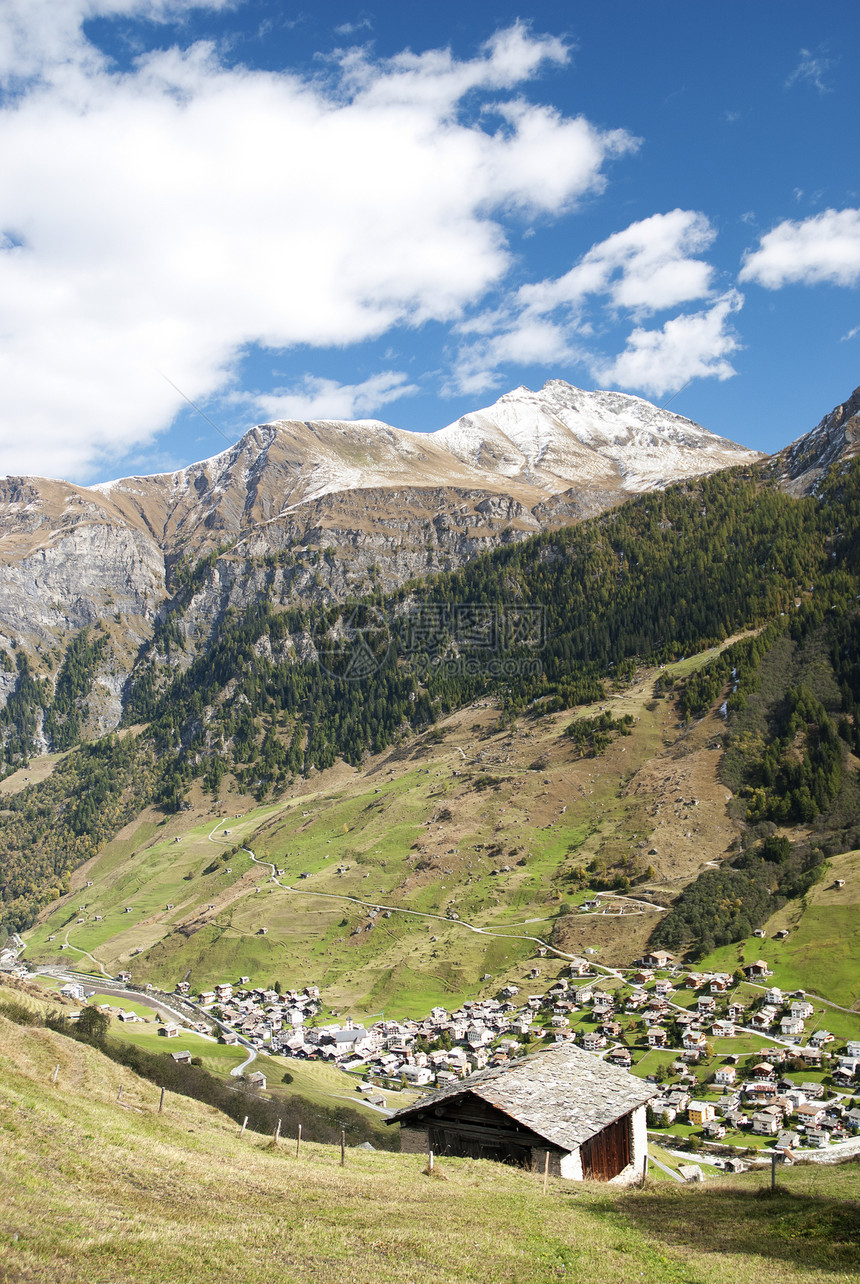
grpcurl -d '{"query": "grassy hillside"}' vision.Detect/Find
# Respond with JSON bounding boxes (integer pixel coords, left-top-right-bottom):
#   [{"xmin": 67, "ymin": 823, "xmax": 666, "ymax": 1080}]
[
  {"xmin": 23, "ymin": 648, "xmax": 741, "ymax": 1012},
  {"xmin": 696, "ymin": 847, "xmax": 860, "ymax": 1010},
  {"xmin": 1, "ymin": 1015, "xmax": 858, "ymax": 1284}
]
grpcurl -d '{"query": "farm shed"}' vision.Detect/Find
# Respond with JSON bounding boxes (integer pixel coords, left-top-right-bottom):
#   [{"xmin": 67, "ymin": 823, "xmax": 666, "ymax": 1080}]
[{"xmin": 386, "ymin": 1043, "xmax": 655, "ymax": 1183}]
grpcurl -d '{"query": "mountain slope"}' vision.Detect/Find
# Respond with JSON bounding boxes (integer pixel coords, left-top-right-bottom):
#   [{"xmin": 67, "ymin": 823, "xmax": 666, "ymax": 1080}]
[{"xmin": 776, "ymin": 383, "xmax": 860, "ymax": 494}]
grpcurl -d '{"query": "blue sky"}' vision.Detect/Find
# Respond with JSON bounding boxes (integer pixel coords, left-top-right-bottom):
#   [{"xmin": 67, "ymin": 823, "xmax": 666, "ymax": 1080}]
[{"xmin": 0, "ymin": 0, "xmax": 858, "ymax": 481}]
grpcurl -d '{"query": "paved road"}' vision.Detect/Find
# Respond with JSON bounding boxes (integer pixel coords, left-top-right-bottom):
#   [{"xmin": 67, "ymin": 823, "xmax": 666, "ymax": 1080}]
[{"xmin": 29, "ymin": 967, "xmax": 218, "ymax": 1036}]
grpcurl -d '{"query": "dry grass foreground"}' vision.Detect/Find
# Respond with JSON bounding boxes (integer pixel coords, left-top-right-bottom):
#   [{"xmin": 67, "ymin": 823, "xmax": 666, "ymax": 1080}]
[{"xmin": 1, "ymin": 1015, "xmax": 858, "ymax": 1284}]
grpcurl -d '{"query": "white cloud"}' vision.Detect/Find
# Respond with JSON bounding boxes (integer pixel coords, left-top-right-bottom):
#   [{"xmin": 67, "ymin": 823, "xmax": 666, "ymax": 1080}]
[
  {"xmin": 740, "ymin": 209, "xmax": 860, "ymax": 288},
  {"xmin": 785, "ymin": 48, "xmax": 836, "ymax": 94},
  {"xmin": 0, "ymin": 11, "xmax": 638, "ymax": 478},
  {"xmin": 0, "ymin": 0, "xmax": 232, "ymax": 84},
  {"xmin": 519, "ymin": 209, "xmax": 716, "ymax": 318},
  {"xmin": 841, "ymin": 325, "xmax": 860, "ymax": 343},
  {"xmin": 595, "ymin": 291, "xmax": 743, "ymax": 398},
  {"xmin": 446, "ymin": 319, "xmax": 575, "ymax": 399},
  {"xmin": 448, "ymin": 209, "xmax": 722, "ymax": 397},
  {"xmin": 252, "ymin": 371, "xmax": 419, "ymax": 422},
  {"xmin": 334, "ymin": 18, "xmax": 372, "ymax": 38}
]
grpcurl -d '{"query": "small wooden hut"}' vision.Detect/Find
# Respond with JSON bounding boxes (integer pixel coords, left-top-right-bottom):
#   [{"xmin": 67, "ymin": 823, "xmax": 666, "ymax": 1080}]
[{"xmin": 386, "ymin": 1043, "xmax": 655, "ymax": 1183}]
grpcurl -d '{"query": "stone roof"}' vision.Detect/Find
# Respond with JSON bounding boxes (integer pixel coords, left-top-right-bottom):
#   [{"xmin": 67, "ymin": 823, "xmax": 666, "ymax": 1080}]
[{"xmin": 386, "ymin": 1043, "xmax": 657, "ymax": 1152}]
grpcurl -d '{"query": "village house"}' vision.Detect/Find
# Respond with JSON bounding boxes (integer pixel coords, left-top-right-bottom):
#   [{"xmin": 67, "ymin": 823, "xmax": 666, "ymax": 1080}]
[
  {"xmin": 714, "ymin": 1066, "xmax": 737, "ymax": 1087},
  {"xmin": 401, "ymin": 1064, "xmax": 433, "ymax": 1086},
  {"xmin": 780, "ymin": 1016, "xmax": 805, "ymax": 1040},
  {"xmin": 781, "ymin": 1087, "xmax": 806, "ymax": 1111},
  {"xmin": 752, "ymin": 1108, "xmax": 782, "ymax": 1135},
  {"xmin": 591, "ymin": 992, "xmax": 615, "ymax": 1016},
  {"xmin": 796, "ymin": 1101, "xmax": 828, "ymax": 1128},
  {"xmin": 743, "ymin": 961, "xmax": 771, "ymax": 980},
  {"xmin": 834, "ymin": 1061, "xmax": 860, "ymax": 1088},
  {"xmin": 388, "ymin": 1043, "xmax": 656, "ymax": 1183},
  {"xmin": 687, "ymin": 1101, "xmax": 716, "ymax": 1127},
  {"xmin": 711, "ymin": 1020, "xmax": 735, "ymax": 1038},
  {"xmin": 650, "ymin": 1099, "xmax": 677, "ymax": 1123},
  {"xmin": 793, "ymin": 1045, "xmax": 825, "ymax": 1068}
]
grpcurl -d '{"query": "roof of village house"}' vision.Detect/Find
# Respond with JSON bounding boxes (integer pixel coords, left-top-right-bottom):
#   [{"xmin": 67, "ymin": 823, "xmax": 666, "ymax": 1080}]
[{"xmin": 386, "ymin": 1042, "xmax": 657, "ymax": 1152}]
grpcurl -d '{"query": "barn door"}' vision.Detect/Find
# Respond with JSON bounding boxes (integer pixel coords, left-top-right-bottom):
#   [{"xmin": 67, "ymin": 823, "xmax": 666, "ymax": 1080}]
[
  {"xmin": 579, "ymin": 1115, "xmax": 631, "ymax": 1180},
  {"xmin": 428, "ymin": 1124, "xmax": 532, "ymax": 1167}
]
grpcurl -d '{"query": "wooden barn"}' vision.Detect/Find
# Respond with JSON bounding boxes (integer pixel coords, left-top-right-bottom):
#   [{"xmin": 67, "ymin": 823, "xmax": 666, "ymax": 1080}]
[{"xmin": 386, "ymin": 1043, "xmax": 656, "ymax": 1183}]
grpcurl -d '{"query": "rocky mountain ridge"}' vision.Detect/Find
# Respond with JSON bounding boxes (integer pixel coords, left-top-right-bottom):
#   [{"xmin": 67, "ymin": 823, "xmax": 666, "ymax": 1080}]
[
  {"xmin": 776, "ymin": 384, "xmax": 860, "ymax": 494},
  {"xmin": 0, "ymin": 381, "xmax": 760, "ymax": 638},
  {"xmin": 5, "ymin": 377, "xmax": 856, "ymax": 752}
]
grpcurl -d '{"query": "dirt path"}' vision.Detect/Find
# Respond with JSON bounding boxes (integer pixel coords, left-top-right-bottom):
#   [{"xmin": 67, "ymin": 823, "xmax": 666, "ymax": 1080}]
[{"xmin": 59, "ymin": 929, "xmax": 111, "ymax": 977}]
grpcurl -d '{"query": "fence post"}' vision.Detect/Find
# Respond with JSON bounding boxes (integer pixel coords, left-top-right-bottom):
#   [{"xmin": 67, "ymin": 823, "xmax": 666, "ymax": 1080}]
[
  {"xmin": 117, "ymin": 1084, "xmax": 123, "ymax": 1102},
  {"xmin": 542, "ymin": 1151, "xmax": 550, "ymax": 1195},
  {"xmin": 51, "ymin": 1063, "xmax": 60, "ymax": 1085},
  {"xmin": 159, "ymin": 1087, "xmax": 165, "ymax": 1114},
  {"xmin": 296, "ymin": 1123, "xmax": 302, "ymax": 1158},
  {"xmin": 341, "ymin": 1129, "xmax": 346, "ymax": 1167},
  {"xmin": 240, "ymin": 1115, "xmax": 248, "ymax": 1139},
  {"xmin": 273, "ymin": 1118, "xmax": 281, "ymax": 1145},
  {"xmin": 428, "ymin": 1149, "xmax": 434, "ymax": 1175}
]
